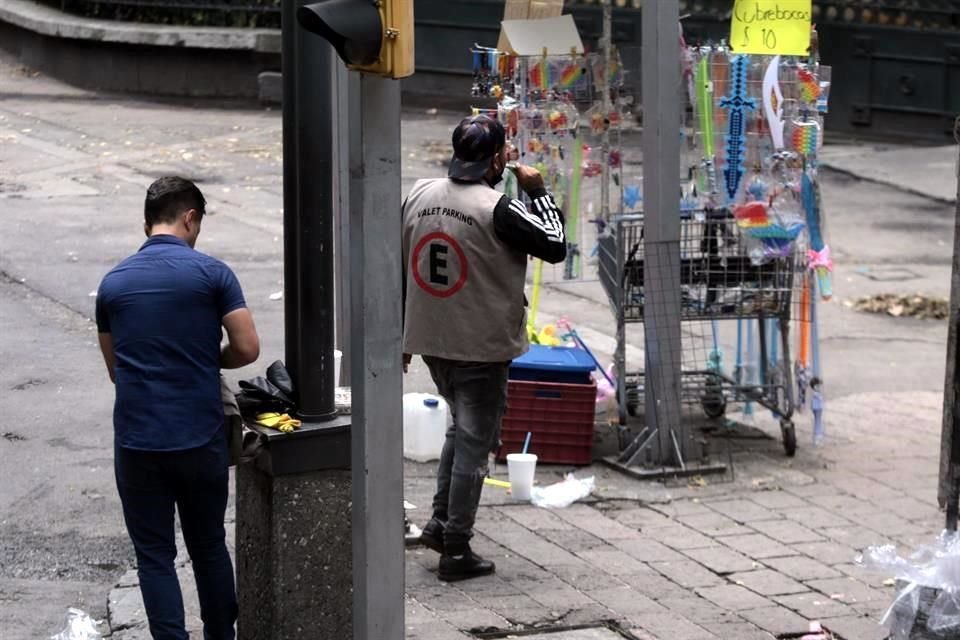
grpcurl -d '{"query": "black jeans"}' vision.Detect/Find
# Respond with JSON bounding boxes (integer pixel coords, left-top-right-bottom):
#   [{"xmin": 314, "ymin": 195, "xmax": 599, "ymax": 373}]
[
  {"xmin": 114, "ymin": 429, "xmax": 237, "ymax": 640},
  {"xmin": 423, "ymin": 357, "xmax": 510, "ymax": 548}
]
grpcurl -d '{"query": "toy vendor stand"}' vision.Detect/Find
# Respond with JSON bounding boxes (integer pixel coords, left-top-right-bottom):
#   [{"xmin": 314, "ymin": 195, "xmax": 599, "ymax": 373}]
[{"xmin": 474, "ymin": 1, "xmax": 834, "ymax": 476}]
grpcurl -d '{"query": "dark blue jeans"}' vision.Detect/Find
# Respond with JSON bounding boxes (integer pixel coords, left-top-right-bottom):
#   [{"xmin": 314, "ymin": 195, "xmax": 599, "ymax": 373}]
[
  {"xmin": 423, "ymin": 357, "xmax": 510, "ymax": 547},
  {"xmin": 115, "ymin": 429, "xmax": 237, "ymax": 640}
]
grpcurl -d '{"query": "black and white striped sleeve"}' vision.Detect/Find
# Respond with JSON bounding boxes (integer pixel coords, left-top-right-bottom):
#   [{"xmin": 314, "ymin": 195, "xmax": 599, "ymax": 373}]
[{"xmin": 493, "ymin": 189, "xmax": 566, "ymax": 264}]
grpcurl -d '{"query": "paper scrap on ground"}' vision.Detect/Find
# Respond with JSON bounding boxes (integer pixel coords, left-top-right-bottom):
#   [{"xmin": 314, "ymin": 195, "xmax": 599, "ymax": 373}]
[{"xmin": 531, "ymin": 473, "xmax": 594, "ymax": 509}]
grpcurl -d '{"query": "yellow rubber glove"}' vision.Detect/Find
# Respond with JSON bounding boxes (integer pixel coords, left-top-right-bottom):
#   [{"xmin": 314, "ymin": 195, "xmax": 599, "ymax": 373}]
[{"xmin": 255, "ymin": 412, "xmax": 302, "ymax": 433}]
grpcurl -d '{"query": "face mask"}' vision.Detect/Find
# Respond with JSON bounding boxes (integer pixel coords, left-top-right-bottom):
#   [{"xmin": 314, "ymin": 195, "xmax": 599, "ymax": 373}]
[{"xmin": 485, "ymin": 155, "xmax": 505, "ymax": 188}]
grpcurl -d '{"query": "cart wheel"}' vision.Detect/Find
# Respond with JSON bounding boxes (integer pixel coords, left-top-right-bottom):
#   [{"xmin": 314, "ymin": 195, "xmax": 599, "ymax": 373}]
[
  {"xmin": 701, "ymin": 394, "xmax": 726, "ymax": 419},
  {"xmin": 780, "ymin": 420, "xmax": 797, "ymax": 457}
]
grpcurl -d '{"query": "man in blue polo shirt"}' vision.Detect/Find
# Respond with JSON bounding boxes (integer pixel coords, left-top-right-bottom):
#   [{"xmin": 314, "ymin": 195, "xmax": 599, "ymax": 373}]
[{"xmin": 96, "ymin": 176, "xmax": 260, "ymax": 640}]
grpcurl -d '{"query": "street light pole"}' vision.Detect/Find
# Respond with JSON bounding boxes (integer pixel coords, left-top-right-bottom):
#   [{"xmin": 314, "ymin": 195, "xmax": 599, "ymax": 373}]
[
  {"xmin": 283, "ymin": 0, "xmax": 338, "ymax": 421},
  {"xmin": 347, "ymin": 72, "xmax": 405, "ymax": 640},
  {"xmin": 235, "ymin": 2, "xmax": 354, "ymax": 637}
]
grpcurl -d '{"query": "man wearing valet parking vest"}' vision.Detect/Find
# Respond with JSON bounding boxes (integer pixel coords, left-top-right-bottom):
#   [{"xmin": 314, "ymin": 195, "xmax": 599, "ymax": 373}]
[{"xmin": 402, "ymin": 114, "xmax": 566, "ymax": 581}]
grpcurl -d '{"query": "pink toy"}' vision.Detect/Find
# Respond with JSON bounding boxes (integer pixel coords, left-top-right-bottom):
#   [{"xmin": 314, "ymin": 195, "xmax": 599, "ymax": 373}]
[{"xmin": 595, "ymin": 364, "xmax": 617, "ymax": 404}]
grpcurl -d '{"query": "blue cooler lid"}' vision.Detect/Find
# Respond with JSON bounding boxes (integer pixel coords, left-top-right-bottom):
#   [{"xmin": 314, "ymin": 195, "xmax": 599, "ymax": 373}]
[{"xmin": 510, "ymin": 344, "xmax": 596, "ymax": 374}]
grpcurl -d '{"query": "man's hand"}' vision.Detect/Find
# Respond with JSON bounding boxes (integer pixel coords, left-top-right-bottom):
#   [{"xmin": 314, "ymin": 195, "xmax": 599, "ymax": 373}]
[{"xmin": 510, "ymin": 164, "xmax": 545, "ymax": 194}]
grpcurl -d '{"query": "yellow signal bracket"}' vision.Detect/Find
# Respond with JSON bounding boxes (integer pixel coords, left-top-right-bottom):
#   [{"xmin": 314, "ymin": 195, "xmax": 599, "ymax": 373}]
[{"xmin": 348, "ymin": 0, "xmax": 415, "ymax": 79}]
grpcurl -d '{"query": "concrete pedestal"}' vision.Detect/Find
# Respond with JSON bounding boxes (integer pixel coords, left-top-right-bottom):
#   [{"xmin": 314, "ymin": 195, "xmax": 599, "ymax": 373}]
[{"xmin": 236, "ymin": 418, "xmax": 352, "ymax": 640}]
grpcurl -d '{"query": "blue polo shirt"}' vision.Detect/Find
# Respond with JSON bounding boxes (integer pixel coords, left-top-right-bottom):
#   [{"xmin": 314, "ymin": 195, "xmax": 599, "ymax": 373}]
[{"xmin": 96, "ymin": 235, "xmax": 246, "ymax": 451}]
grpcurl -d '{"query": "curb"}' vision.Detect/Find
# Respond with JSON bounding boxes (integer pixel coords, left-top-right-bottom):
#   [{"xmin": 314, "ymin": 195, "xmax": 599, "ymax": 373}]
[{"xmin": 0, "ymin": 0, "xmax": 279, "ymax": 52}]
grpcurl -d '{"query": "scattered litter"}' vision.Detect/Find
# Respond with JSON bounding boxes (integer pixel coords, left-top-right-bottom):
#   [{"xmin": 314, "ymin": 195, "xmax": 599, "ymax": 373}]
[
  {"xmin": 335, "ymin": 386, "xmax": 351, "ymax": 415},
  {"xmin": 88, "ymin": 291, "xmax": 97, "ymax": 297},
  {"xmin": 799, "ymin": 620, "xmax": 835, "ymax": 640},
  {"xmin": 688, "ymin": 475, "xmax": 707, "ymax": 488},
  {"xmin": 50, "ymin": 608, "xmax": 102, "ymax": 640},
  {"xmin": 484, "ymin": 477, "xmax": 511, "ymax": 489},
  {"xmin": 425, "ymin": 108, "xmax": 439, "ymax": 115},
  {"xmin": 531, "ymin": 473, "xmax": 594, "ymax": 509},
  {"xmin": 853, "ymin": 294, "xmax": 948, "ymax": 320},
  {"xmin": 269, "ymin": 291, "xmax": 283, "ymax": 301},
  {"xmin": 858, "ymin": 531, "xmax": 960, "ymax": 639}
]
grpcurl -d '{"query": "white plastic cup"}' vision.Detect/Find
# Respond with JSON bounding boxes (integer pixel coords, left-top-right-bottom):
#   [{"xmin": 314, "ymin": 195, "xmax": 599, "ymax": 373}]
[
  {"xmin": 506, "ymin": 453, "xmax": 538, "ymax": 501},
  {"xmin": 334, "ymin": 349, "xmax": 343, "ymax": 388}
]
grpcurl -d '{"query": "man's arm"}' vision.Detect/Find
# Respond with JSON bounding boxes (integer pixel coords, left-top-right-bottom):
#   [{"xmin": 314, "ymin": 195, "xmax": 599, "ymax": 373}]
[
  {"xmin": 221, "ymin": 308, "xmax": 260, "ymax": 369},
  {"xmin": 493, "ymin": 165, "xmax": 566, "ymax": 264},
  {"xmin": 98, "ymin": 333, "xmax": 116, "ymax": 383}
]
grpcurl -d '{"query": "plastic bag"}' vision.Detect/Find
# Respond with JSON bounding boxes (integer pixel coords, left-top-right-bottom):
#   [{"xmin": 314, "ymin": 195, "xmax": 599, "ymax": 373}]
[
  {"xmin": 530, "ymin": 473, "xmax": 594, "ymax": 509},
  {"xmin": 237, "ymin": 375, "xmax": 295, "ymax": 412},
  {"xmin": 858, "ymin": 531, "xmax": 960, "ymax": 639},
  {"xmin": 50, "ymin": 608, "xmax": 102, "ymax": 640}
]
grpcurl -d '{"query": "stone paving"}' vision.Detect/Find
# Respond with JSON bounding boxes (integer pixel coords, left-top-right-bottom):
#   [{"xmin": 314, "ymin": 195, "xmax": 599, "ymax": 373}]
[
  {"xmin": 108, "ymin": 389, "xmax": 944, "ymax": 640},
  {"xmin": 396, "ymin": 389, "xmax": 945, "ymax": 640}
]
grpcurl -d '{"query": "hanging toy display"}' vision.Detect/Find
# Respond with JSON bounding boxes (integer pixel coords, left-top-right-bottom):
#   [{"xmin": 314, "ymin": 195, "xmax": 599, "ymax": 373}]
[
  {"xmin": 678, "ymin": 27, "xmax": 833, "ymax": 454},
  {"xmin": 464, "ymin": 34, "xmax": 628, "ymax": 288}
]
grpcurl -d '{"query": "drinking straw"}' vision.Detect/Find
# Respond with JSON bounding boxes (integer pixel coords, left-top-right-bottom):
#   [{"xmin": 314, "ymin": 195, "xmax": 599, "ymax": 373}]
[{"xmin": 522, "ymin": 432, "xmax": 532, "ymax": 455}]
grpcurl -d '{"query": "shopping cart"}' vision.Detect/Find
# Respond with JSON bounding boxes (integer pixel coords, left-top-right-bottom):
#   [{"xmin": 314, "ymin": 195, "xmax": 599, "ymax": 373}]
[{"xmin": 598, "ymin": 208, "xmax": 801, "ymax": 456}]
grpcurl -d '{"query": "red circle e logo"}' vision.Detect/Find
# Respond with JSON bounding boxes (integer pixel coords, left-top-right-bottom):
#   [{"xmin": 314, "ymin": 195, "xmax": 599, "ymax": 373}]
[{"xmin": 411, "ymin": 232, "xmax": 468, "ymax": 298}]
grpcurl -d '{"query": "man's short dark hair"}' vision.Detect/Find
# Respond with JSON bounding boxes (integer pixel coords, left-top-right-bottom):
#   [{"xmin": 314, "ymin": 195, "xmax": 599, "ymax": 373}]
[{"xmin": 144, "ymin": 176, "xmax": 206, "ymax": 228}]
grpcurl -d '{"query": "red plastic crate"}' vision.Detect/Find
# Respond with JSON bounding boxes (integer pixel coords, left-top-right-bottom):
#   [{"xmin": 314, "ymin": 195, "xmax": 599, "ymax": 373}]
[{"xmin": 497, "ymin": 379, "xmax": 597, "ymax": 465}]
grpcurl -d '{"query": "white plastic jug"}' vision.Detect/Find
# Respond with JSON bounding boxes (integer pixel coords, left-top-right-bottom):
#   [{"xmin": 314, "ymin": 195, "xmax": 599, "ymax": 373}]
[{"xmin": 403, "ymin": 393, "xmax": 449, "ymax": 462}]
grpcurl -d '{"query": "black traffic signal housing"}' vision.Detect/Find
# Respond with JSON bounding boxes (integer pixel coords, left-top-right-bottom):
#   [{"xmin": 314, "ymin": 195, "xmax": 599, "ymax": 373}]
[{"xmin": 297, "ymin": 0, "xmax": 414, "ymax": 79}]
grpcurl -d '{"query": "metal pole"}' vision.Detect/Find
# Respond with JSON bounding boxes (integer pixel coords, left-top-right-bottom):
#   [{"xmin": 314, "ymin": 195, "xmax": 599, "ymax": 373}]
[
  {"xmin": 599, "ymin": 0, "xmax": 612, "ymax": 221},
  {"xmin": 348, "ymin": 74, "xmax": 405, "ymax": 640},
  {"xmin": 939, "ymin": 138, "xmax": 960, "ymax": 531},
  {"xmin": 334, "ymin": 61, "xmax": 352, "ymax": 384},
  {"xmin": 282, "ymin": 0, "xmax": 301, "ymax": 395},
  {"xmin": 284, "ymin": 0, "xmax": 338, "ymax": 421},
  {"xmin": 641, "ymin": 0, "xmax": 685, "ymax": 465}
]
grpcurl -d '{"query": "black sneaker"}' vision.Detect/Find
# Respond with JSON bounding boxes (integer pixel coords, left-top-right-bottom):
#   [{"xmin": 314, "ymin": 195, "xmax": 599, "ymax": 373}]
[
  {"xmin": 438, "ymin": 546, "xmax": 495, "ymax": 582},
  {"xmin": 419, "ymin": 518, "xmax": 445, "ymax": 554}
]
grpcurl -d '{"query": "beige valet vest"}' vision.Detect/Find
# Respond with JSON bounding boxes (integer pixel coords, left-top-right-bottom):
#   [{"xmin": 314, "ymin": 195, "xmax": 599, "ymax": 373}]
[{"xmin": 402, "ymin": 178, "xmax": 529, "ymax": 362}]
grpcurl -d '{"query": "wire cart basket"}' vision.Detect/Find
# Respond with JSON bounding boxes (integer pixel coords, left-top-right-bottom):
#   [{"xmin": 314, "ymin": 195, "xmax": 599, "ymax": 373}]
[{"xmin": 598, "ymin": 208, "xmax": 802, "ymax": 456}]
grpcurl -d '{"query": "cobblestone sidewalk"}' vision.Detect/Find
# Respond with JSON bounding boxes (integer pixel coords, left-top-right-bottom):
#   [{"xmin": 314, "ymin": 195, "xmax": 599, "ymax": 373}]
[{"xmin": 109, "ymin": 390, "xmax": 943, "ymax": 639}]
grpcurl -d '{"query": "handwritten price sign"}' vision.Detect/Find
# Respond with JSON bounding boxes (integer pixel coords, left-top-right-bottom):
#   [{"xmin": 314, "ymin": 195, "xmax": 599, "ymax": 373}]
[{"xmin": 730, "ymin": 0, "xmax": 812, "ymax": 56}]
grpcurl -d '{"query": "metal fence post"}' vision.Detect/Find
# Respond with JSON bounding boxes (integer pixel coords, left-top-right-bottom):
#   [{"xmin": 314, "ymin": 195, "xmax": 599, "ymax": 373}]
[
  {"xmin": 939, "ymin": 130, "xmax": 960, "ymax": 531},
  {"xmin": 641, "ymin": 0, "xmax": 686, "ymax": 466}
]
